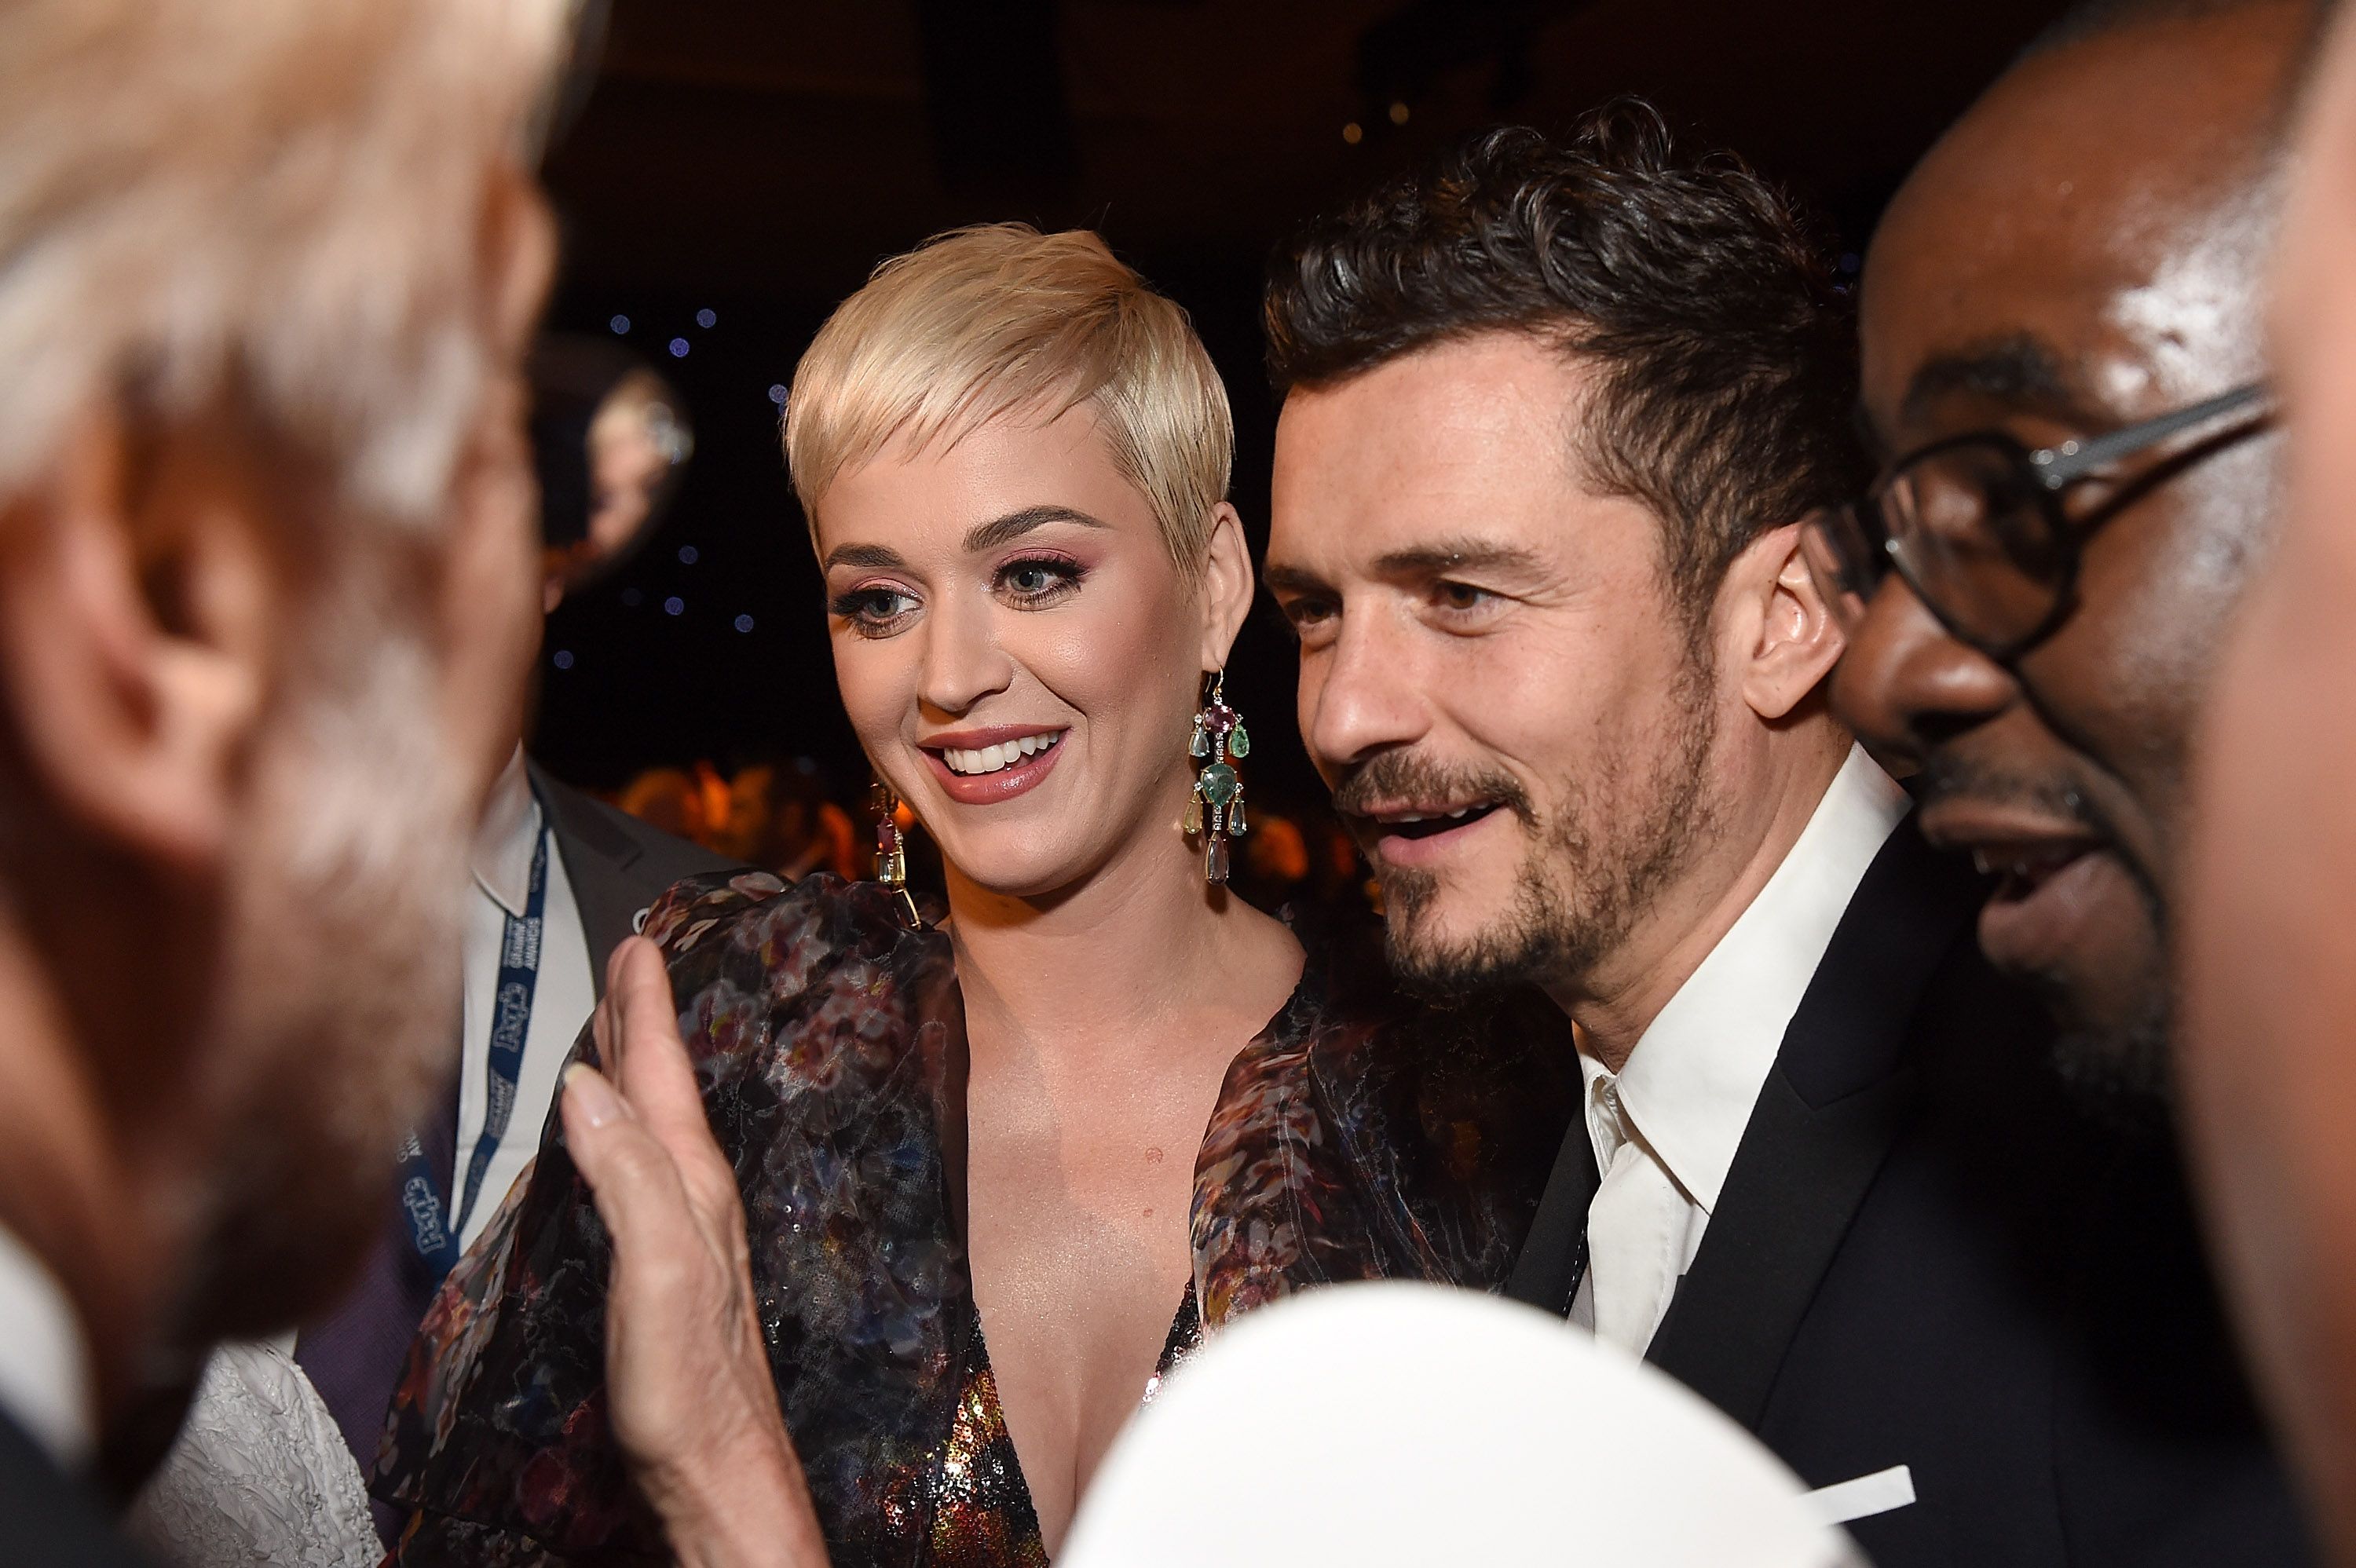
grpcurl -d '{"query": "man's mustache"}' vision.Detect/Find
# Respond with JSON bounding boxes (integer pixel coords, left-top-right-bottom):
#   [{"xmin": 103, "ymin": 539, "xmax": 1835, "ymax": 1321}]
[
  {"xmin": 1328, "ymin": 752, "xmax": 1535, "ymax": 829},
  {"xmin": 1909, "ymin": 754, "xmax": 2099, "ymax": 836}
]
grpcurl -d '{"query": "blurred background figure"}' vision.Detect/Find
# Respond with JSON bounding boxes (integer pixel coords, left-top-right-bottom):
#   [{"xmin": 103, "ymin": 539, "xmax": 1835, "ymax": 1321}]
[
  {"xmin": 616, "ymin": 764, "xmax": 706, "ymax": 842},
  {"xmin": 532, "ymin": 334, "xmax": 694, "ymax": 610},
  {"xmin": 2181, "ymin": 6, "xmax": 2356, "ymax": 1562},
  {"xmin": 726, "ymin": 758, "xmax": 860, "ymax": 882}
]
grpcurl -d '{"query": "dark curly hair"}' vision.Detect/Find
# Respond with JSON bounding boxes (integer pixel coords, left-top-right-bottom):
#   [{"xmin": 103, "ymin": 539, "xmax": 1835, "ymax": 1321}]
[{"xmin": 1264, "ymin": 100, "xmax": 1863, "ymax": 627}]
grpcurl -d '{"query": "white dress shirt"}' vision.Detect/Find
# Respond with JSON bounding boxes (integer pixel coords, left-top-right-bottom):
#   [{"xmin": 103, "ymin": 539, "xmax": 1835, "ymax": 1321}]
[
  {"xmin": 455, "ymin": 752, "xmax": 596, "ymax": 1251},
  {"xmin": 1571, "ymin": 745, "xmax": 1909, "ymax": 1354},
  {"xmin": 0, "ymin": 1222, "xmax": 93, "ymax": 1469}
]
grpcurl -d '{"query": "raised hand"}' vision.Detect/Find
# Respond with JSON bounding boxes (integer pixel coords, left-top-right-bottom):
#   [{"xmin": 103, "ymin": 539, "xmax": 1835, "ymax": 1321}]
[{"xmin": 559, "ymin": 935, "xmax": 831, "ymax": 1568}]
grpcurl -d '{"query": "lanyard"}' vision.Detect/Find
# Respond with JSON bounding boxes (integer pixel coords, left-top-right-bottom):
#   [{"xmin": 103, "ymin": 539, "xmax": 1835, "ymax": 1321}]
[{"xmin": 397, "ymin": 807, "xmax": 550, "ymax": 1282}]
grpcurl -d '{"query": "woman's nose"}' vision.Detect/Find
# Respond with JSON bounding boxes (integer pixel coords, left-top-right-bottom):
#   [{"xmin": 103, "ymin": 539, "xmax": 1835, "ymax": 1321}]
[
  {"xmin": 916, "ymin": 595, "xmax": 1016, "ymax": 717},
  {"xmin": 1832, "ymin": 576, "xmax": 2018, "ymax": 766}
]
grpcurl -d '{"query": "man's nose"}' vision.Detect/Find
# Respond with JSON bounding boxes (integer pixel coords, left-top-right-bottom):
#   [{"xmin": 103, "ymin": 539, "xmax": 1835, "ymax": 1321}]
[
  {"xmin": 918, "ymin": 596, "xmax": 1015, "ymax": 718},
  {"xmin": 1831, "ymin": 576, "xmax": 2018, "ymax": 766},
  {"xmin": 1302, "ymin": 611, "xmax": 1432, "ymax": 773}
]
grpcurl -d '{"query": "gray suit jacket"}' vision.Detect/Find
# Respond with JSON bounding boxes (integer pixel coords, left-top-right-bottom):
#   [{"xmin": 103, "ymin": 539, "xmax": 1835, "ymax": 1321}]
[{"xmin": 529, "ymin": 759, "xmax": 737, "ymax": 996}]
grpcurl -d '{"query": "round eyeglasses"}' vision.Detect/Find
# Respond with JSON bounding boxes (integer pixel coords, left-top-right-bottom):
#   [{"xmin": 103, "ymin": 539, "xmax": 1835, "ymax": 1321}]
[{"xmin": 1801, "ymin": 382, "xmax": 2274, "ymax": 662}]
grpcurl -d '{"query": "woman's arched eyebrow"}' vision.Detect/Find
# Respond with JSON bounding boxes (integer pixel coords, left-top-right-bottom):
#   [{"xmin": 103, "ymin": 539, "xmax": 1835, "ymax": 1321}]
[
  {"xmin": 821, "ymin": 541, "xmax": 910, "ymax": 572},
  {"xmin": 822, "ymin": 506, "xmax": 1110, "ymax": 572},
  {"xmin": 963, "ymin": 505, "xmax": 1112, "ymax": 554}
]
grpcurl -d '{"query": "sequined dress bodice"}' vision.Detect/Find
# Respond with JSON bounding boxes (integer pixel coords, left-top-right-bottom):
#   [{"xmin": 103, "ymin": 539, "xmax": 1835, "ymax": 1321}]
[
  {"xmin": 923, "ymin": 1288, "xmax": 1200, "ymax": 1568},
  {"xmin": 376, "ymin": 873, "xmax": 1575, "ymax": 1566}
]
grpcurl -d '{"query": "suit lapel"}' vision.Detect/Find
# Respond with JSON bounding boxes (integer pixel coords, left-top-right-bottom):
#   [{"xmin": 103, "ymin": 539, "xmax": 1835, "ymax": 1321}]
[
  {"xmin": 1644, "ymin": 820, "xmax": 1985, "ymax": 1430},
  {"xmin": 529, "ymin": 762, "xmax": 645, "ymax": 1001},
  {"xmin": 1504, "ymin": 1111, "xmax": 1601, "ymax": 1312}
]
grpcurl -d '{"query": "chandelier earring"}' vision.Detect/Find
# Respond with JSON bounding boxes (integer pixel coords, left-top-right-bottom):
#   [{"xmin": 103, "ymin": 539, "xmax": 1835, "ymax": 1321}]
[
  {"xmin": 1184, "ymin": 669, "xmax": 1250, "ymax": 886},
  {"xmin": 869, "ymin": 776, "xmax": 924, "ymax": 929}
]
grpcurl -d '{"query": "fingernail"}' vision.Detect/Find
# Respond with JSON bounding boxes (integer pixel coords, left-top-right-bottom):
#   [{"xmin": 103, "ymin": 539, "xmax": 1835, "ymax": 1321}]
[{"xmin": 565, "ymin": 1062, "xmax": 621, "ymax": 1128}]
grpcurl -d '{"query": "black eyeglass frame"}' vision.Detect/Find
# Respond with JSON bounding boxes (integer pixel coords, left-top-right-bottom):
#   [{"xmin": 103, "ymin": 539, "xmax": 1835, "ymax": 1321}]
[{"xmin": 1808, "ymin": 380, "xmax": 2275, "ymax": 662}]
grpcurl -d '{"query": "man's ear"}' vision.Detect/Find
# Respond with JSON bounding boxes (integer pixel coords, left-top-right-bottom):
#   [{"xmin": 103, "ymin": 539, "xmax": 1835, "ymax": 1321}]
[
  {"xmin": 1729, "ymin": 520, "xmax": 1846, "ymax": 722},
  {"xmin": 1195, "ymin": 502, "xmax": 1255, "ymax": 672},
  {"xmin": 0, "ymin": 407, "xmax": 272, "ymax": 874}
]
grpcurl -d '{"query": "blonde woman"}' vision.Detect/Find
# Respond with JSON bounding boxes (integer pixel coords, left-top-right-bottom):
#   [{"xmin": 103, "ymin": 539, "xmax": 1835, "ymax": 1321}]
[{"xmin": 379, "ymin": 226, "xmax": 1574, "ymax": 1566}]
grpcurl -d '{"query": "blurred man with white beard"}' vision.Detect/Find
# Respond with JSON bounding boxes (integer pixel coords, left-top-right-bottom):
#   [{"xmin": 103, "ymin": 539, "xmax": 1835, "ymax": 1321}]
[{"xmin": 0, "ymin": 4, "xmax": 808, "ymax": 1563}]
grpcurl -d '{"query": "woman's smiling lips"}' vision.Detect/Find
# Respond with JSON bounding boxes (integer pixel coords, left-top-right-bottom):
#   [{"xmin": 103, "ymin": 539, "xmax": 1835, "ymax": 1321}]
[{"xmin": 919, "ymin": 725, "xmax": 1069, "ymax": 806}]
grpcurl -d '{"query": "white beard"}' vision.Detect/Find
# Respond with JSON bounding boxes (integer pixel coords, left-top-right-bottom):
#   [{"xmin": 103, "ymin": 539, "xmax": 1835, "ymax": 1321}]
[{"xmin": 166, "ymin": 577, "xmax": 478, "ymax": 1347}]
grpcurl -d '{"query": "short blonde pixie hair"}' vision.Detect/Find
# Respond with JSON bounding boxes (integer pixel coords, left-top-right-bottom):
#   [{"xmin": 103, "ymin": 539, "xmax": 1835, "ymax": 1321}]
[{"xmin": 785, "ymin": 224, "xmax": 1234, "ymax": 580}]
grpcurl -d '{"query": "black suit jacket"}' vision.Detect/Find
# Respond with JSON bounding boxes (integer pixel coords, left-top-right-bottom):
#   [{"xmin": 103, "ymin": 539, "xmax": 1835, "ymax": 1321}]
[
  {"xmin": 529, "ymin": 760, "xmax": 737, "ymax": 996},
  {"xmin": 0, "ymin": 1411, "xmax": 153, "ymax": 1567},
  {"xmin": 1506, "ymin": 820, "xmax": 2314, "ymax": 1566}
]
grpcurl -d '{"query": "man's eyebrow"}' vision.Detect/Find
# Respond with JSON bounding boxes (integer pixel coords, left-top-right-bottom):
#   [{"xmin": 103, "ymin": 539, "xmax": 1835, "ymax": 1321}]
[
  {"xmin": 1370, "ymin": 539, "xmax": 1545, "ymax": 578},
  {"xmin": 963, "ymin": 504, "xmax": 1111, "ymax": 554},
  {"xmin": 821, "ymin": 541, "xmax": 909, "ymax": 572},
  {"xmin": 1263, "ymin": 562, "xmax": 1331, "ymax": 598},
  {"xmin": 1898, "ymin": 335, "xmax": 2086, "ymax": 429}
]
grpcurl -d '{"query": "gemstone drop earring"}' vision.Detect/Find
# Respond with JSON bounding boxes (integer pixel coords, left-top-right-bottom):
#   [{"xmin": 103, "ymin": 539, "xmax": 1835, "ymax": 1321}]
[
  {"xmin": 1185, "ymin": 670, "xmax": 1249, "ymax": 886},
  {"xmin": 869, "ymin": 777, "xmax": 923, "ymax": 929}
]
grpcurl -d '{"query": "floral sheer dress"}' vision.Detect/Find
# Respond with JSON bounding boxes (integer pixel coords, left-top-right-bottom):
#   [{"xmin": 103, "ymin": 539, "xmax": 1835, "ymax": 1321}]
[{"xmin": 375, "ymin": 872, "xmax": 1575, "ymax": 1566}]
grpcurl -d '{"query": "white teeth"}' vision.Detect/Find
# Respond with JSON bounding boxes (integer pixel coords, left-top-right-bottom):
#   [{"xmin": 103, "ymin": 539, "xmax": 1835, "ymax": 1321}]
[
  {"xmin": 1382, "ymin": 804, "xmax": 1491, "ymax": 825},
  {"xmin": 940, "ymin": 733, "xmax": 1060, "ymax": 777},
  {"xmin": 1973, "ymin": 847, "xmax": 2062, "ymax": 880}
]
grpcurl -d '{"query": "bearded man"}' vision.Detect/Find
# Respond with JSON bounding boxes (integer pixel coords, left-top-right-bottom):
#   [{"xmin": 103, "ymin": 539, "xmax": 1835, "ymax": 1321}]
[
  {"xmin": 1261, "ymin": 99, "xmax": 2310, "ymax": 1564},
  {"xmin": 1807, "ymin": 0, "xmax": 2337, "ymax": 1559}
]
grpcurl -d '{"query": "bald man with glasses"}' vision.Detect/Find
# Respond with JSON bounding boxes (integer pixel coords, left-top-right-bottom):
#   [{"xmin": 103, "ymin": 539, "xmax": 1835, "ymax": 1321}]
[{"xmin": 1818, "ymin": 1, "xmax": 2318, "ymax": 1558}]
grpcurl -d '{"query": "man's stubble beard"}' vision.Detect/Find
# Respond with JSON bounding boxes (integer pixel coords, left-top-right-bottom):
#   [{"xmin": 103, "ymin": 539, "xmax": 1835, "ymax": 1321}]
[
  {"xmin": 2036, "ymin": 857, "xmax": 2175, "ymax": 1128},
  {"xmin": 1376, "ymin": 649, "xmax": 1725, "ymax": 1003},
  {"xmin": 1912, "ymin": 753, "xmax": 2177, "ymax": 1121}
]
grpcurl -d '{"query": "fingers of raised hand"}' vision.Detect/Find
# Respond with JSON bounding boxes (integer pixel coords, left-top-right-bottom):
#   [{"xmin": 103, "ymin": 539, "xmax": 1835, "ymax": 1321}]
[
  {"xmin": 562, "ymin": 1064, "xmax": 674, "ymax": 1213},
  {"xmin": 589, "ymin": 989, "xmax": 613, "ymax": 1073}
]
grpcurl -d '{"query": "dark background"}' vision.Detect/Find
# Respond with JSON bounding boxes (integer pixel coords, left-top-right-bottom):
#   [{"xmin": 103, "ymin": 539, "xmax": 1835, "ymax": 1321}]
[{"xmin": 529, "ymin": 0, "xmax": 2071, "ymax": 821}]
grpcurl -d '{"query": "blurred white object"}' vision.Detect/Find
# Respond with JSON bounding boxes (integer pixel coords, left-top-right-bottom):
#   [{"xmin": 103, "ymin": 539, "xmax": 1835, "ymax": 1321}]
[{"xmin": 1063, "ymin": 1282, "xmax": 1868, "ymax": 1568}]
